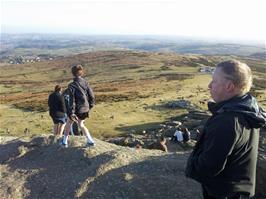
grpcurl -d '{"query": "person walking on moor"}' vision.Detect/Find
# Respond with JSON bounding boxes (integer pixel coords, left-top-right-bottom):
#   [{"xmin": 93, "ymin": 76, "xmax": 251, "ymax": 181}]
[
  {"xmin": 48, "ymin": 85, "xmax": 67, "ymax": 137},
  {"xmin": 186, "ymin": 60, "xmax": 266, "ymax": 199},
  {"xmin": 62, "ymin": 64, "xmax": 95, "ymax": 147}
]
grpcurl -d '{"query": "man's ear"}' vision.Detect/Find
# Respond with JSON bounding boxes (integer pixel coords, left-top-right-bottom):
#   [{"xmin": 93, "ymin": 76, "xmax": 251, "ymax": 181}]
[{"xmin": 226, "ymin": 81, "xmax": 236, "ymax": 92}]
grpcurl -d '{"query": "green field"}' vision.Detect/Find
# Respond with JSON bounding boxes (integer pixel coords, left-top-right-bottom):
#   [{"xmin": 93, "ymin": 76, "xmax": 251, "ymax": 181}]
[{"xmin": 0, "ymin": 51, "xmax": 265, "ymax": 137}]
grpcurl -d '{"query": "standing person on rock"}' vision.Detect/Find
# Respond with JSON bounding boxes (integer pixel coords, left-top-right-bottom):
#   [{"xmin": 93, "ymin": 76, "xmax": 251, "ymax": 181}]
[
  {"xmin": 61, "ymin": 64, "xmax": 95, "ymax": 147},
  {"xmin": 186, "ymin": 60, "xmax": 266, "ymax": 199},
  {"xmin": 48, "ymin": 85, "xmax": 67, "ymax": 138}
]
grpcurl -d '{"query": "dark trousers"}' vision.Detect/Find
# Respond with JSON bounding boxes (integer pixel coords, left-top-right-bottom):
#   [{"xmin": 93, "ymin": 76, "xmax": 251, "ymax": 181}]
[{"xmin": 202, "ymin": 186, "xmax": 250, "ymax": 199}]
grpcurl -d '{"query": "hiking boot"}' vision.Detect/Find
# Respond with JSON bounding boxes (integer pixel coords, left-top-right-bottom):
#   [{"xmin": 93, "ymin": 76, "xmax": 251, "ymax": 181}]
[{"xmin": 86, "ymin": 142, "xmax": 95, "ymax": 147}]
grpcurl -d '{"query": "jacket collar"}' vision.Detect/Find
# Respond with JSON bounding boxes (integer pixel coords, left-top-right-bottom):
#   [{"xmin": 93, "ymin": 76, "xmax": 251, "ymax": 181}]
[
  {"xmin": 73, "ymin": 76, "xmax": 82, "ymax": 81},
  {"xmin": 208, "ymin": 94, "xmax": 246, "ymax": 115}
]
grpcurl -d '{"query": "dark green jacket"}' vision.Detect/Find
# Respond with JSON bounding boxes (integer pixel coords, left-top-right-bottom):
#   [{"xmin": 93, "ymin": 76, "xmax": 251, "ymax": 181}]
[{"xmin": 186, "ymin": 93, "xmax": 266, "ymax": 197}]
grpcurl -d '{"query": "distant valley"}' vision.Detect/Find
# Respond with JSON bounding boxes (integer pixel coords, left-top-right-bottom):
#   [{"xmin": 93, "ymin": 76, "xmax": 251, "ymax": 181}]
[{"xmin": 1, "ymin": 34, "xmax": 265, "ymax": 64}]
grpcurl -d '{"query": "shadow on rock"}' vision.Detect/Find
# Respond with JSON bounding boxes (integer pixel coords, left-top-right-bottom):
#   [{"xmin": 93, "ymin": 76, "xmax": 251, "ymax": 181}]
[
  {"xmin": 79, "ymin": 153, "xmax": 203, "ymax": 199},
  {"xmin": 0, "ymin": 139, "xmax": 26, "ymax": 164},
  {"xmin": 6, "ymin": 137, "xmax": 115, "ymax": 199}
]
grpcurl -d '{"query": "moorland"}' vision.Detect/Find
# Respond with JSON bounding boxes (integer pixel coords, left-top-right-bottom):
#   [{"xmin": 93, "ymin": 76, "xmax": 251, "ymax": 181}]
[{"xmin": 0, "ymin": 34, "xmax": 265, "ymax": 138}]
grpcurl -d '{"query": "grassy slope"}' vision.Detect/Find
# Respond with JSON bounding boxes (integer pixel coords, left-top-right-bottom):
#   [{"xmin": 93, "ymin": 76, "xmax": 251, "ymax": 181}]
[{"xmin": 0, "ymin": 51, "xmax": 265, "ymax": 137}]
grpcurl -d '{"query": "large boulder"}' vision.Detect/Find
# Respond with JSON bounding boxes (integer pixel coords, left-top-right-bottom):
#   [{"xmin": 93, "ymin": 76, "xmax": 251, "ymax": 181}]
[{"xmin": 0, "ymin": 135, "xmax": 202, "ymax": 199}]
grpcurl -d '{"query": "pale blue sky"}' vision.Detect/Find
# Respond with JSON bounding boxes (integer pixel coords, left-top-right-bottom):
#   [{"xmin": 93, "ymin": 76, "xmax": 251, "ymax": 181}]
[{"xmin": 1, "ymin": 0, "xmax": 265, "ymax": 42}]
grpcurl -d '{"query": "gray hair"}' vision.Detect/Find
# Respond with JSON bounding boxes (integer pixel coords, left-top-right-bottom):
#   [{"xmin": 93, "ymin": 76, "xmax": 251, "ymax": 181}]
[{"xmin": 216, "ymin": 60, "xmax": 252, "ymax": 95}]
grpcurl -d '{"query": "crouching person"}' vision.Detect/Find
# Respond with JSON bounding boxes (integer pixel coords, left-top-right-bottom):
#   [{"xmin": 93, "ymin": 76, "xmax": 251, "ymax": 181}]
[
  {"xmin": 182, "ymin": 128, "xmax": 190, "ymax": 143},
  {"xmin": 61, "ymin": 64, "xmax": 95, "ymax": 148},
  {"xmin": 148, "ymin": 136, "xmax": 168, "ymax": 152}
]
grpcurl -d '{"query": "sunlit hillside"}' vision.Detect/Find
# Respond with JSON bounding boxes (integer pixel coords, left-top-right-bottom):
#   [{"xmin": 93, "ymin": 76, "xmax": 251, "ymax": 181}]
[{"xmin": 0, "ymin": 51, "xmax": 265, "ymax": 137}]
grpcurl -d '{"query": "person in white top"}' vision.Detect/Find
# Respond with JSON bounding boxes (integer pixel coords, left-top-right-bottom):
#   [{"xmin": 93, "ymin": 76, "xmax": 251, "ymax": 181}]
[{"xmin": 173, "ymin": 129, "xmax": 184, "ymax": 142}]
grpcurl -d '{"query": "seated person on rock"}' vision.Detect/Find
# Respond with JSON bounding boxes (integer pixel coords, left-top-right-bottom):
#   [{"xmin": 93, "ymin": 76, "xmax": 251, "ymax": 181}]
[{"xmin": 172, "ymin": 127, "xmax": 191, "ymax": 143}]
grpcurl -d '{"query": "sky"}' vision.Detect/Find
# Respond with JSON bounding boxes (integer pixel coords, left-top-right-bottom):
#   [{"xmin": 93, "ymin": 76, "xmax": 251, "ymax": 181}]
[{"xmin": 1, "ymin": 0, "xmax": 266, "ymax": 43}]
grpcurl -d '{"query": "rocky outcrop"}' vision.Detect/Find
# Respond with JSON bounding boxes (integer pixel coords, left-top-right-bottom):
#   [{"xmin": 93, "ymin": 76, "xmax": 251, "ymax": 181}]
[
  {"xmin": 0, "ymin": 135, "xmax": 202, "ymax": 199},
  {"xmin": 0, "ymin": 131, "xmax": 266, "ymax": 199},
  {"xmin": 106, "ymin": 109, "xmax": 210, "ymax": 150},
  {"xmin": 105, "ymin": 108, "xmax": 266, "ymax": 199}
]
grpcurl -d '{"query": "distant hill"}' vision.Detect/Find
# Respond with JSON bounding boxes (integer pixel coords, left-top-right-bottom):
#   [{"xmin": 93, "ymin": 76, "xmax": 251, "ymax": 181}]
[
  {"xmin": 0, "ymin": 50, "xmax": 216, "ymax": 110},
  {"xmin": 250, "ymin": 52, "xmax": 266, "ymax": 60},
  {"xmin": 1, "ymin": 34, "xmax": 265, "ymax": 62},
  {"xmin": 0, "ymin": 50, "xmax": 265, "ymax": 137}
]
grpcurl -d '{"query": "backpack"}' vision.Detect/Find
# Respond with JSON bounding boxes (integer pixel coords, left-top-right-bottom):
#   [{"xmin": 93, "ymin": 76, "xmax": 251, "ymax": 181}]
[
  {"xmin": 73, "ymin": 82, "xmax": 90, "ymax": 113},
  {"xmin": 62, "ymin": 88, "xmax": 71, "ymax": 116}
]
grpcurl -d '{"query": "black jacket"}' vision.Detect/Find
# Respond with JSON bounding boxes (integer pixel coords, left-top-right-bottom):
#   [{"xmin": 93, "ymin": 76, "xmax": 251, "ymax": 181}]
[
  {"xmin": 67, "ymin": 77, "xmax": 95, "ymax": 116},
  {"xmin": 186, "ymin": 93, "xmax": 266, "ymax": 197},
  {"xmin": 48, "ymin": 91, "xmax": 66, "ymax": 118}
]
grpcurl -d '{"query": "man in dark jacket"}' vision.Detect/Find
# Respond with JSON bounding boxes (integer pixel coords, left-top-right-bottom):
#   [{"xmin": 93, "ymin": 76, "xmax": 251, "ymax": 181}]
[
  {"xmin": 48, "ymin": 85, "xmax": 67, "ymax": 137},
  {"xmin": 186, "ymin": 60, "xmax": 266, "ymax": 199},
  {"xmin": 61, "ymin": 65, "xmax": 95, "ymax": 147}
]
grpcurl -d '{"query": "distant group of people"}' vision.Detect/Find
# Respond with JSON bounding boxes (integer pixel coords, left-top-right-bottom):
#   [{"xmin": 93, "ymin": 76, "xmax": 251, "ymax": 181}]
[
  {"xmin": 48, "ymin": 64, "xmax": 95, "ymax": 147},
  {"xmin": 47, "ymin": 60, "xmax": 266, "ymax": 199}
]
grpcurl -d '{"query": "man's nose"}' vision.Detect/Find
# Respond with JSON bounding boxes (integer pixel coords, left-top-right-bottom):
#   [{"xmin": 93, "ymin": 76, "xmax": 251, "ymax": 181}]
[{"xmin": 208, "ymin": 82, "xmax": 212, "ymax": 89}]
